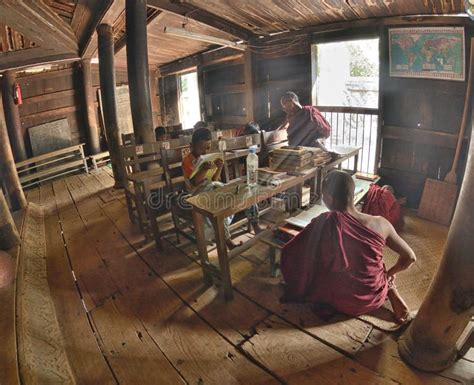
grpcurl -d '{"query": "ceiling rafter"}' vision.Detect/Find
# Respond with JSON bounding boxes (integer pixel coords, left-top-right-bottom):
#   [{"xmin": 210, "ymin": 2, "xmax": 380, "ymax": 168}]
[{"xmin": 146, "ymin": 0, "xmax": 254, "ymax": 41}]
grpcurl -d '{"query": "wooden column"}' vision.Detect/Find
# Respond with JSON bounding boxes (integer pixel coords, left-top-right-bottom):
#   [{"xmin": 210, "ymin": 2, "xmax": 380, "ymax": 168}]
[
  {"xmin": 1, "ymin": 71, "xmax": 27, "ymax": 162},
  {"xmin": 398, "ymin": 126, "xmax": 474, "ymax": 371},
  {"xmin": 97, "ymin": 24, "xmax": 124, "ymax": 188},
  {"xmin": 149, "ymin": 69, "xmax": 161, "ymax": 127},
  {"xmin": 81, "ymin": 58, "xmax": 101, "ymax": 154},
  {"xmin": 125, "ymin": 0, "xmax": 155, "ymax": 144},
  {"xmin": 244, "ymin": 50, "xmax": 255, "ymax": 122},
  {"xmin": 0, "ymin": 190, "xmax": 20, "ymax": 250},
  {"xmin": 0, "ymin": 91, "xmax": 26, "ymax": 211}
]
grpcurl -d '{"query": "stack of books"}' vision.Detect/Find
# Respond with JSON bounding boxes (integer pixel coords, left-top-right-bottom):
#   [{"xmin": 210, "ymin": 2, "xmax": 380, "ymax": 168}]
[
  {"xmin": 258, "ymin": 167, "xmax": 287, "ymax": 185},
  {"xmin": 311, "ymin": 148, "xmax": 333, "ymax": 166},
  {"xmin": 271, "ymin": 147, "xmax": 313, "ymax": 172}
]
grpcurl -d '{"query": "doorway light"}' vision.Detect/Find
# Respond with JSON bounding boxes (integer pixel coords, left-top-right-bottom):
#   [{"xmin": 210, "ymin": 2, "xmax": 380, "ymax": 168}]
[{"xmin": 163, "ymin": 26, "xmax": 246, "ymax": 51}]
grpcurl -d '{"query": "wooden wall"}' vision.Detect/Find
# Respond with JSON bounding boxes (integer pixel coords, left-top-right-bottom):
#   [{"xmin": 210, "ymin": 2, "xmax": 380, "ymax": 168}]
[
  {"xmin": 14, "ymin": 64, "xmax": 130, "ymax": 157},
  {"xmin": 379, "ymin": 26, "xmax": 473, "ymax": 206},
  {"xmin": 17, "ymin": 65, "xmax": 86, "ymax": 156}
]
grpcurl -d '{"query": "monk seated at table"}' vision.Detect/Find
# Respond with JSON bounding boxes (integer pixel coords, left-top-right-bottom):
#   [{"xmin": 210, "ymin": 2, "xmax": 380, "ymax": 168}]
[
  {"xmin": 362, "ymin": 184, "xmax": 403, "ymax": 230},
  {"xmin": 182, "ymin": 128, "xmax": 264, "ymax": 250},
  {"xmin": 281, "ymin": 170, "xmax": 416, "ymax": 324}
]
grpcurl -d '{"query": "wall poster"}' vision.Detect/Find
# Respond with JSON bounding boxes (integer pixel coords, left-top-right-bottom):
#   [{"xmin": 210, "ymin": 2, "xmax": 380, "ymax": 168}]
[{"xmin": 389, "ymin": 27, "xmax": 465, "ymax": 81}]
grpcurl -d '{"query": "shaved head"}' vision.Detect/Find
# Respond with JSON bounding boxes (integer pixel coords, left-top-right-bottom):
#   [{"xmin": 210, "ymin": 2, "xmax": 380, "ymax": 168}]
[{"xmin": 322, "ymin": 170, "xmax": 355, "ymax": 211}]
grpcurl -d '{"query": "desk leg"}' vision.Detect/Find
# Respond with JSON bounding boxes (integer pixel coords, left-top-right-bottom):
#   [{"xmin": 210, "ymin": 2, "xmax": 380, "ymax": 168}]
[
  {"xmin": 191, "ymin": 209, "xmax": 212, "ymax": 287},
  {"xmin": 233, "ymin": 159, "xmax": 241, "ymax": 179},
  {"xmin": 211, "ymin": 215, "xmax": 233, "ymax": 301},
  {"xmin": 354, "ymin": 153, "xmax": 359, "ymax": 174},
  {"xmin": 223, "ymin": 161, "xmax": 231, "ymax": 183}
]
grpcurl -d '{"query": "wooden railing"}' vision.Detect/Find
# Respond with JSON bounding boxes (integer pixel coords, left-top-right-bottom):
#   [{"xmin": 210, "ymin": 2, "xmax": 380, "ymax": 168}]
[{"xmin": 317, "ymin": 106, "xmax": 379, "ymax": 174}]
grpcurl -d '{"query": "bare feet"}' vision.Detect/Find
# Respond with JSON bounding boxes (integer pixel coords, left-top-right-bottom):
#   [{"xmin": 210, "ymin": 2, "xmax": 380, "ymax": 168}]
[{"xmin": 387, "ymin": 286, "xmax": 410, "ymax": 324}]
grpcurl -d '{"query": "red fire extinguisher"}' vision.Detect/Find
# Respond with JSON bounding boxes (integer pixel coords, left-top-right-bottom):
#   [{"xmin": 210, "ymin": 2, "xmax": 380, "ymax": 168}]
[{"xmin": 13, "ymin": 82, "xmax": 22, "ymax": 105}]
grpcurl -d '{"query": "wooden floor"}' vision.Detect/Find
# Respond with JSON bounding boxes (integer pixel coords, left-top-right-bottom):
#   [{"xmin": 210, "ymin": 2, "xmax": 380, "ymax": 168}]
[{"xmin": 4, "ymin": 169, "xmax": 473, "ymax": 385}]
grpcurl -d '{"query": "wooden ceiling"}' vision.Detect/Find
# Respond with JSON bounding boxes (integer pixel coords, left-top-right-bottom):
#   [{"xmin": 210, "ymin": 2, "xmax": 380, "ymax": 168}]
[
  {"xmin": 187, "ymin": 0, "xmax": 465, "ymax": 35},
  {"xmin": 113, "ymin": 10, "xmax": 236, "ymax": 69},
  {"xmin": 0, "ymin": 0, "xmax": 467, "ymax": 72}
]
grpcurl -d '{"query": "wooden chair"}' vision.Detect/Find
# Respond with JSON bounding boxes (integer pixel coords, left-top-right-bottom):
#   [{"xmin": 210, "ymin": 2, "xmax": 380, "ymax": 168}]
[
  {"xmin": 160, "ymin": 145, "xmax": 195, "ymax": 243},
  {"xmin": 120, "ymin": 142, "xmax": 167, "ymax": 244}
]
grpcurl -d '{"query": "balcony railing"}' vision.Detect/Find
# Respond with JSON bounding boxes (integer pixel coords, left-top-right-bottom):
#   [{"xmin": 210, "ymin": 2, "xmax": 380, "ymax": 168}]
[{"xmin": 317, "ymin": 106, "xmax": 379, "ymax": 174}]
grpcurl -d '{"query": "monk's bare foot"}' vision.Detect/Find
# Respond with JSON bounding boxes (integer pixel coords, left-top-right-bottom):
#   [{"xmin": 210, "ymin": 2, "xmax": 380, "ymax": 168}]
[
  {"xmin": 387, "ymin": 287, "xmax": 410, "ymax": 324},
  {"xmin": 226, "ymin": 239, "xmax": 243, "ymax": 250}
]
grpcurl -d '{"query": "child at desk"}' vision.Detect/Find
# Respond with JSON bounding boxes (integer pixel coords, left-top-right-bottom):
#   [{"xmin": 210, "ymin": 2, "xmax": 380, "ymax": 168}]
[{"xmin": 182, "ymin": 128, "xmax": 263, "ymax": 249}]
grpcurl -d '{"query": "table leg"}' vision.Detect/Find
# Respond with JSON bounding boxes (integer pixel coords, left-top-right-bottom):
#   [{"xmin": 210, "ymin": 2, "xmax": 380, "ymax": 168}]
[
  {"xmin": 191, "ymin": 209, "xmax": 212, "ymax": 286},
  {"xmin": 211, "ymin": 216, "xmax": 233, "ymax": 301},
  {"xmin": 233, "ymin": 159, "xmax": 241, "ymax": 179},
  {"xmin": 223, "ymin": 160, "xmax": 231, "ymax": 183},
  {"xmin": 354, "ymin": 153, "xmax": 359, "ymax": 174}
]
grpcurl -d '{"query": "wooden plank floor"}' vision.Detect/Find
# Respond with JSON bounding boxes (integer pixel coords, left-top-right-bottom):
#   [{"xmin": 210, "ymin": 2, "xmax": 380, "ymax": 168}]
[{"xmin": 15, "ymin": 169, "xmax": 473, "ymax": 385}]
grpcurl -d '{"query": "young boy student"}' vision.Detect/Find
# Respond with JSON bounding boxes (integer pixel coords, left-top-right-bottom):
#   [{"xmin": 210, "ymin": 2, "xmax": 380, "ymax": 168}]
[{"xmin": 182, "ymin": 128, "xmax": 263, "ymax": 249}]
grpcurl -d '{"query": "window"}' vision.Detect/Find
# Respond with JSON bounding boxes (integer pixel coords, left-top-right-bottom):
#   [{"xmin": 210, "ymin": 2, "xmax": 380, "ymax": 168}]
[
  {"xmin": 312, "ymin": 38, "xmax": 380, "ymax": 173},
  {"xmin": 178, "ymin": 71, "xmax": 201, "ymax": 129}
]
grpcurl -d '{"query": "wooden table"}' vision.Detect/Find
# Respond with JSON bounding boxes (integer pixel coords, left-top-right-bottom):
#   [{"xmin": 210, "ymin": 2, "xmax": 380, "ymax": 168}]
[
  {"xmin": 186, "ymin": 174, "xmax": 305, "ymax": 300},
  {"xmin": 316, "ymin": 146, "xmax": 361, "ymax": 197}
]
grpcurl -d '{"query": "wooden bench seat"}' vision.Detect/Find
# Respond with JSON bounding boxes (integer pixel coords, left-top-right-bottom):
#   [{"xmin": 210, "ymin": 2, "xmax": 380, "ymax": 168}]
[
  {"xmin": 89, "ymin": 151, "xmax": 110, "ymax": 170},
  {"xmin": 16, "ymin": 144, "xmax": 88, "ymax": 189}
]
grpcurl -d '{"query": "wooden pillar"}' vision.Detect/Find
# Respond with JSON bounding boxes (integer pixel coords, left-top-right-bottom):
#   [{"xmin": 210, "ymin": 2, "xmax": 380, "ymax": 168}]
[
  {"xmin": 149, "ymin": 69, "xmax": 161, "ymax": 127},
  {"xmin": 398, "ymin": 126, "xmax": 474, "ymax": 371},
  {"xmin": 244, "ymin": 50, "xmax": 255, "ymax": 123},
  {"xmin": 81, "ymin": 58, "xmax": 101, "ymax": 154},
  {"xmin": 97, "ymin": 24, "xmax": 124, "ymax": 188},
  {"xmin": 1, "ymin": 71, "xmax": 27, "ymax": 162},
  {"xmin": 0, "ymin": 91, "xmax": 26, "ymax": 211},
  {"xmin": 0, "ymin": 190, "xmax": 20, "ymax": 250},
  {"xmin": 197, "ymin": 55, "xmax": 207, "ymax": 122},
  {"xmin": 125, "ymin": 0, "xmax": 155, "ymax": 144}
]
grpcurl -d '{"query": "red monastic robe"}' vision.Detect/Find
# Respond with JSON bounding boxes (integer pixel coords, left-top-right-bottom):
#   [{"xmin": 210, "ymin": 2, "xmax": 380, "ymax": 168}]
[
  {"xmin": 281, "ymin": 211, "xmax": 388, "ymax": 316},
  {"xmin": 362, "ymin": 184, "xmax": 401, "ymax": 227}
]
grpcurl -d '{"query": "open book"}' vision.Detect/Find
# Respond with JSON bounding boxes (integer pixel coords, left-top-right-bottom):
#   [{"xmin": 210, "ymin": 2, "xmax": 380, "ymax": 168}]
[{"xmin": 189, "ymin": 152, "xmax": 224, "ymax": 179}]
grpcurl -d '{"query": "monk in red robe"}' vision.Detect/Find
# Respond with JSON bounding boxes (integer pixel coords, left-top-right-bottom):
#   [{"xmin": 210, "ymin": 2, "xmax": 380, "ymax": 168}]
[
  {"xmin": 281, "ymin": 171, "xmax": 416, "ymax": 323},
  {"xmin": 280, "ymin": 91, "xmax": 331, "ymax": 147},
  {"xmin": 362, "ymin": 184, "xmax": 402, "ymax": 229}
]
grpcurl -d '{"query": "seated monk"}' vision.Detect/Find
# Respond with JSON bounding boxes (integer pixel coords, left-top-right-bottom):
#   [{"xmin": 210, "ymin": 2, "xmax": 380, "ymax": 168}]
[
  {"xmin": 362, "ymin": 184, "xmax": 402, "ymax": 229},
  {"xmin": 281, "ymin": 170, "xmax": 416, "ymax": 324}
]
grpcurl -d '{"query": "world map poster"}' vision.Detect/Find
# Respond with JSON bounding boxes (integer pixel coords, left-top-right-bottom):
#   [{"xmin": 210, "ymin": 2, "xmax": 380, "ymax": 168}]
[{"xmin": 389, "ymin": 27, "xmax": 465, "ymax": 81}]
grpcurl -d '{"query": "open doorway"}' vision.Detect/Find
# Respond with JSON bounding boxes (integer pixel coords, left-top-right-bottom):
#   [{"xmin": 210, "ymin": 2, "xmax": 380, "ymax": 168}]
[
  {"xmin": 178, "ymin": 71, "xmax": 201, "ymax": 130},
  {"xmin": 312, "ymin": 38, "xmax": 380, "ymax": 173}
]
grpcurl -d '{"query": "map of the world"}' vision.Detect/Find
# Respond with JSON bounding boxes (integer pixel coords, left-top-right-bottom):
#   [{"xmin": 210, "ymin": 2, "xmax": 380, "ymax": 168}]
[{"xmin": 389, "ymin": 27, "xmax": 465, "ymax": 81}]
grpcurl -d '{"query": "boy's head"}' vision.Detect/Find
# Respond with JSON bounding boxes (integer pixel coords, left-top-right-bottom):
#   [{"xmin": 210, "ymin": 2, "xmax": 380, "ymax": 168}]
[
  {"xmin": 280, "ymin": 91, "xmax": 301, "ymax": 114},
  {"xmin": 243, "ymin": 122, "xmax": 260, "ymax": 136},
  {"xmin": 191, "ymin": 127, "xmax": 212, "ymax": 156},
  {"xmin": 382, "ymin": 185, "xmax": 395, "ymax": 195},
  {"xmin": 193, "ymin": 121, "xmax": 208, "ymax": 130},
  {"xmin": 155, "ymin": 126, "xmax": 166, "ymax": 141},
  {"xmin": 322, "ymin": 170, "xmax": 354, "ymax": 211}
]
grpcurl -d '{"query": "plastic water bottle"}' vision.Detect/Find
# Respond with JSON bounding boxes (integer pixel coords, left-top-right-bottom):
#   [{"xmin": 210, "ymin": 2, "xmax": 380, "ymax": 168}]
[
  {"xmin": 246, "ymin": 146, "xmax": 258, "ymax": 187},
  {"xmin": 218, "ymin": 136, "xmax": 226, "ymax": 152}
]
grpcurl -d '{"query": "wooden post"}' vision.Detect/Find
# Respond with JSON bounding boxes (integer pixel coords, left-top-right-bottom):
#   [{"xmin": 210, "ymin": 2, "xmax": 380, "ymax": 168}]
[
  {"xmin": 0, "ymin": 190, "xmax": 20, "ymax": 250},
  {"xmin": 1, "ymin": 70, "xmax": 27, "ymax": 162},
  {"xmin": 81, "ymin": 58, "xmax": 101, "ymax": 154},
  {"xmin": 149, "ymin": 69, "xmax": 161, "ymax": 127},
  {"xmin": 244, "ymin": 50, "xmax": 255, "ymax": 123},
  {"xmin": 125, "ymin": 0, "xmax": 155, "ymax": 144},
  {"xmin": 0, "ymin": 91, "xmax": 26, "ymax": 211},
  {"xmin": 97, "ymin": 24, "xmax": 125, "ymax": 188},
  {"xmin": 398, "ymin": 123, "xmax": 474, "ymax": 371}
]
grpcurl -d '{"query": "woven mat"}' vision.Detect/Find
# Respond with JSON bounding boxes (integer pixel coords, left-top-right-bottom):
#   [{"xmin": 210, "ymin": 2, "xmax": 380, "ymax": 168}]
[{"xmin": 357, "ymin": 210, "xmax": 447, "ymax": 331}]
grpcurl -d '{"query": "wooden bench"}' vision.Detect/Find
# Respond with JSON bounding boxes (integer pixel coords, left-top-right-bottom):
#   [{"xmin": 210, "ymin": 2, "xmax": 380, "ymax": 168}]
[
  {"xmin": 89, "ymin": 151, "xmax": 110, "ymax": 170},
  {"xmin": 16, "ymin": 144, "xmax": 88, "ymax": 189}
]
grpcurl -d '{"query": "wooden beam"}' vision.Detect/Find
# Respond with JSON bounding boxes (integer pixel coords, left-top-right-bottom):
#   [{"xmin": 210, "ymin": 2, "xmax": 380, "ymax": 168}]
[
  {"xmin": 147, "ymin": 0, "xmax": 253, "ymax": 41},
  {"xmin": 114, "ymin": 8, "xmax": 164, "ymax": 55},
  {"xmin": 0, "ymin": 1, "xmax": 78, "ymax": 54},
  {"xmin": 0, "ymin": 48, "xmax": 79, "ymax": 72},
  {"xmin": 82, "ymin": 0, "xmax": 125, "ymax": 58}
]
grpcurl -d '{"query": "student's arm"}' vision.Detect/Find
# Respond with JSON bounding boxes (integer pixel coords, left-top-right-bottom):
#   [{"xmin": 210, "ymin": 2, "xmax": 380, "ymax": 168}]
[
  {"xmin": 189, "ymin": 162, "xmax": 213, "ymax": 186},
  {"xmin": 212, "ymin": 159, "xmax": 224, "ymax": 181},
  {"xmin": 384, "ymin": 220, "xmax": 417, "ymax": 279}
]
